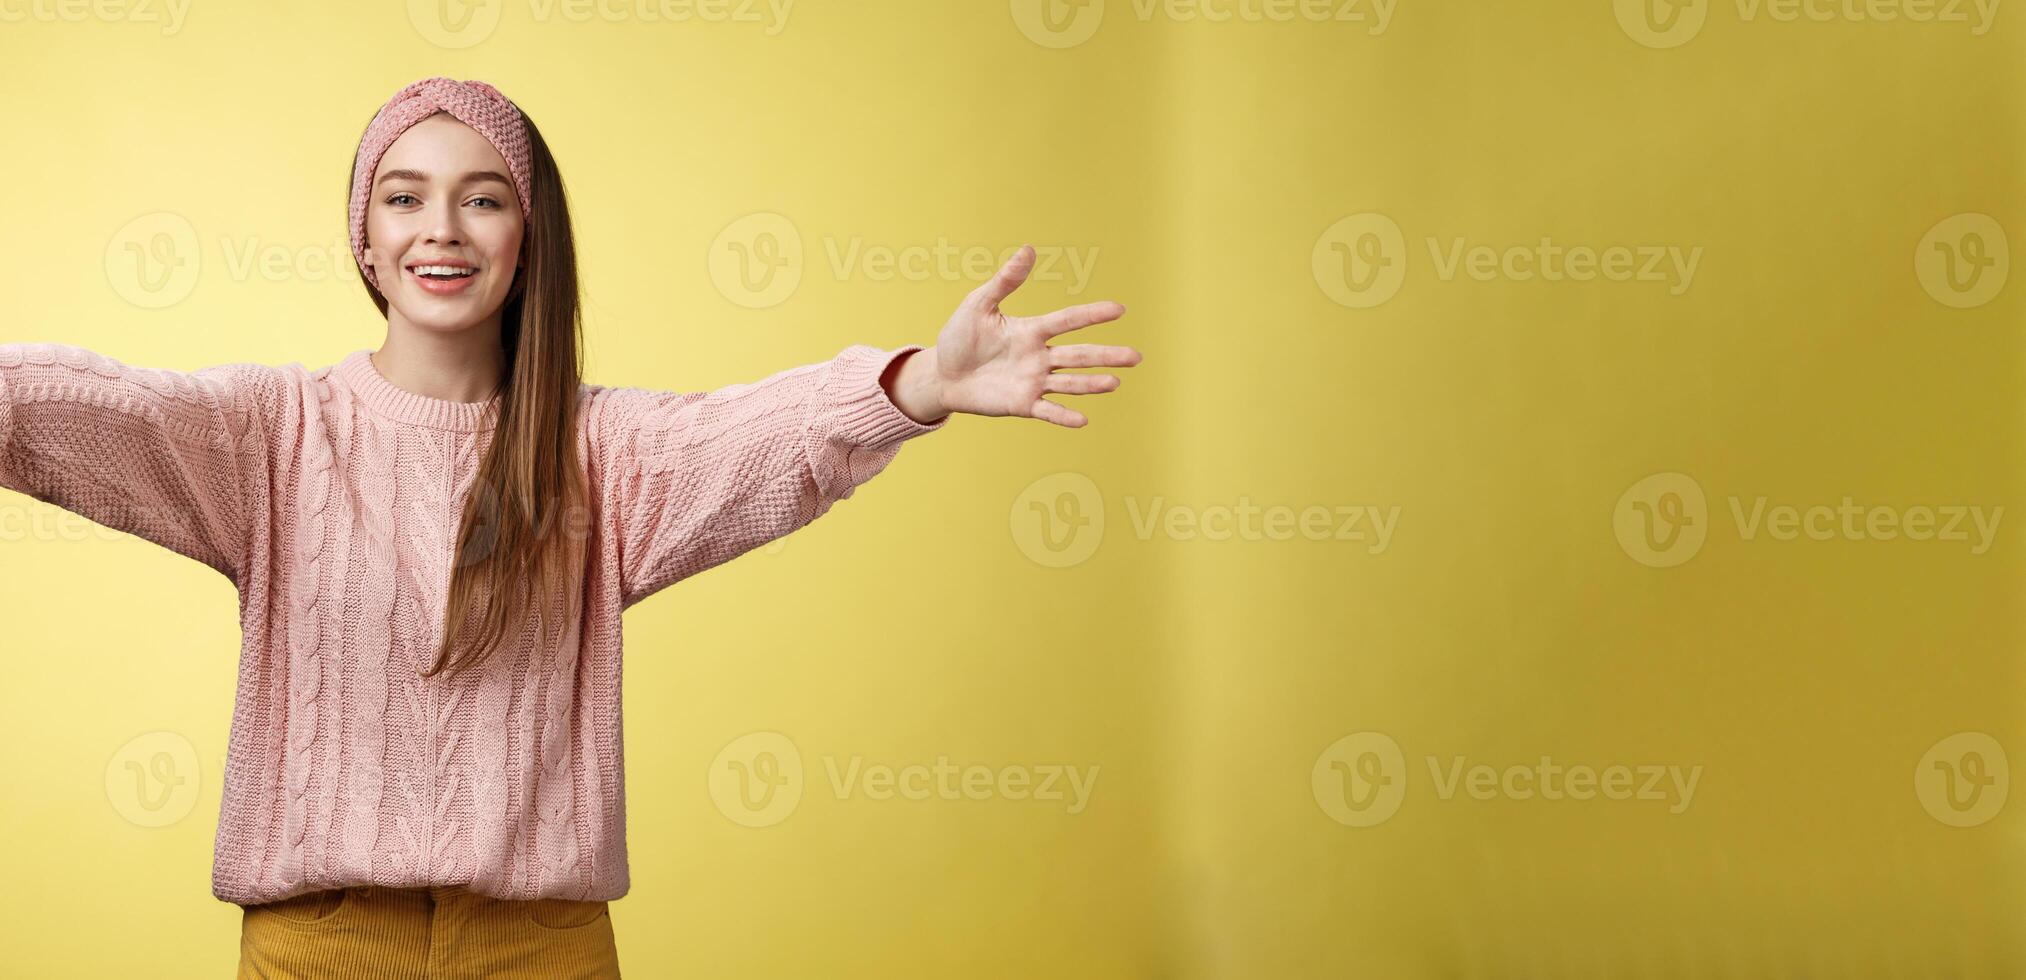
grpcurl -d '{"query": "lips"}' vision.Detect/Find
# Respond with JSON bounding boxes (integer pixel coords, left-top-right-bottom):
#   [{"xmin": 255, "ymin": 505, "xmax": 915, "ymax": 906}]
[
  {"xmin": 405, "ymin": 262, "xmax": 480, "ymax": 295},
  {"xmin": 408, "ymin": 260, "xmax": 477, "ymax": 277}
]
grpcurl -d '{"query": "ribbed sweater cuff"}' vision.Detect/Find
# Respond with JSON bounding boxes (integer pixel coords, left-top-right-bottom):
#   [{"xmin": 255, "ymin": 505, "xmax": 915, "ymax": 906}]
[{"xmin": 819, "ymin": 344, "xmax": 950, "ymax": 449}]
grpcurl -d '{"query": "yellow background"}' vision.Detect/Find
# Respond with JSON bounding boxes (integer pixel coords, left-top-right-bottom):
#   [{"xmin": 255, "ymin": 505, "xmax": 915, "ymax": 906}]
[{"xmin": 0, "ymin": 1, "xmax": 2020, "ymax": 976}]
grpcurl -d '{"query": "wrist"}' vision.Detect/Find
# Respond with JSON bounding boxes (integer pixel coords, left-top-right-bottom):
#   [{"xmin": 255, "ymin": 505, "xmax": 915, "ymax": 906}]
[{"xmin": 884, "ymin": 346, "xmax": 949, "ymax": 425}]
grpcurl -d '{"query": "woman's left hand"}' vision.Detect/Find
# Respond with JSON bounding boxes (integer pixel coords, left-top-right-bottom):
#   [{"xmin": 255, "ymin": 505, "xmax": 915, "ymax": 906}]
[{"xmin": 887, "ymin": 245, "xmax": 1142, "ymax": 428}]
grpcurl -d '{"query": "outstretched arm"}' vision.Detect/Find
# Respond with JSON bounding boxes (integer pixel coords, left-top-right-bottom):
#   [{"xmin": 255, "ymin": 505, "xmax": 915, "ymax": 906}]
[
  {"xmin": 595, "ymin": 342, "xmax": 947, "ymax": 609},
  {"xmin": 0, "ymin": 343, "xmax": 270, "ymax": 584},
  {"xmin": 599, "ymin": 244, "xmax": 1141, "ymax": 609}
]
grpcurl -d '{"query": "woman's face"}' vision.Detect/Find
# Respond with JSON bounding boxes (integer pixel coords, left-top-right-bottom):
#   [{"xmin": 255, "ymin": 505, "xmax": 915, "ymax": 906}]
[{"xmin": 362, "ymin": 112, "xmax": 525, "ymax": 334}]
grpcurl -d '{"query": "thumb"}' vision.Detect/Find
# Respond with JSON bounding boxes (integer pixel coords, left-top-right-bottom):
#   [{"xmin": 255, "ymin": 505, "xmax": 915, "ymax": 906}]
[{"xmin": 968, "ymin": 244, "xmax": 1036, "ymax": 310}]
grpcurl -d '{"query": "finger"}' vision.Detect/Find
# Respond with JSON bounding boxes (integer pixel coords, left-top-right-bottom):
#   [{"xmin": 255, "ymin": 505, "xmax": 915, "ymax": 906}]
[
  {"xmin": 1043, "ymin": 373, "xmax": 1120, "ymax": 395},
  {"xmin": 1038, "ymin": 301, "xmax": 1126, "ymax": 337},
  {"xmin": 1047, "ymin": 343, "xmax": 1144, "ymax": 369},
  {"xmin": 968, "ymin": 244, "xmax": 1036, "ymax": 310},
  {"xmin": 1029, "ymin": 396, "xmax": 1088, "ymax": 428}
]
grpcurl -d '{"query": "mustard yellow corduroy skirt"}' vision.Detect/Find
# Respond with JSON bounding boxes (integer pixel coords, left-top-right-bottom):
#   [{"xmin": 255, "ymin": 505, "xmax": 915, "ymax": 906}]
[{"xmin": 237, "ymin": 884, "xmax": 621, "ymax": 979}]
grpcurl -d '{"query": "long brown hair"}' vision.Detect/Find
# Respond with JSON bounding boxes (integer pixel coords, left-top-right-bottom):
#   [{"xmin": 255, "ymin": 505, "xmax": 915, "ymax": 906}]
[{"xmin": 351, "ymin": 106, "xmax": 589, "ymax": 679}]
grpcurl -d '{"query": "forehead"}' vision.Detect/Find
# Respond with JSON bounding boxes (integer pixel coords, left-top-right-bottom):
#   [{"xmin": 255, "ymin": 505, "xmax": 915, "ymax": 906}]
[{"xmin": 379, "ymin": 112, "xmax": 509, "ymax": 175}]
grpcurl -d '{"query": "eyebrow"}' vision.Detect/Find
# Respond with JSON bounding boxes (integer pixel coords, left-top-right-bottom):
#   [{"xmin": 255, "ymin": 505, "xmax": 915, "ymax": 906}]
[{"xmin": 374, "ymin": 168, "xmax": 513, "ymax": 188}]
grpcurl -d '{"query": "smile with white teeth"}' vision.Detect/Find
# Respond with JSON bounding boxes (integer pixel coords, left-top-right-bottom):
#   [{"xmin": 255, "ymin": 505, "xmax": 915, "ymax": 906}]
[{"xmin": 410, "ymin": 264, "xmax": 477, "ymax": 280}]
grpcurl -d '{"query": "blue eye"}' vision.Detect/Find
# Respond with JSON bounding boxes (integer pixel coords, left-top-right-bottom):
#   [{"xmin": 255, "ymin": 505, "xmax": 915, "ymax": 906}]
[
  {"xmin": 470, "ymin": 196, "xmax": 501, "ymax": 209},
  {"xmin": 386, "ymin": 192, "xmax": 419, "ymax": 206}
]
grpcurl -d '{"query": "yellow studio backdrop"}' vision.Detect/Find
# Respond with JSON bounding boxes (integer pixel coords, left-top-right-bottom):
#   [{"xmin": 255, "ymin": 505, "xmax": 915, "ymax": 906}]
[{"xmin": 0, "ymin": 2, "xmax": 2019, "ymax": 978}]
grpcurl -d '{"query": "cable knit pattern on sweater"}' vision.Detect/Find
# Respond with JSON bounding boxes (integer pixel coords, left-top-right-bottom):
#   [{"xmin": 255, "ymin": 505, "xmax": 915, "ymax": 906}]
[{"xmin": 0, "ymin": 340, "xmax": 946, "ymax": 905}]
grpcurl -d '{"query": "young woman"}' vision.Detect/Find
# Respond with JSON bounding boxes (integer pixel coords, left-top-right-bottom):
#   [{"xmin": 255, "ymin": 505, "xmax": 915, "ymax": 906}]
[{"xmin": 0, "ymin": 76, "xmax": 1140, "ymax": 978}]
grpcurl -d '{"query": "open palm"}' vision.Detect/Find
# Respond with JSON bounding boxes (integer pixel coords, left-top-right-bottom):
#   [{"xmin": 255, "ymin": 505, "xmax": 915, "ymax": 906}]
[{"xmin": 932, "ymin": 244, "xmax": 1141, "ymax": 428}]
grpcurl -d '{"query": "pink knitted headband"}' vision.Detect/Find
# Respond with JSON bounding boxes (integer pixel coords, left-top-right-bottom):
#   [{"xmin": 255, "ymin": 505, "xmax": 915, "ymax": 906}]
[{"xmin": 348, "ymin": 76, "xmax": 533, "ymax": 291}]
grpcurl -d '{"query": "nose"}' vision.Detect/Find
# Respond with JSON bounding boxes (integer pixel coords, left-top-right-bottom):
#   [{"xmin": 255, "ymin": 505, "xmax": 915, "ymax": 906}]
[{"xmin": 421, "ymin": 197, "xmax": 466, "ymax": 248}]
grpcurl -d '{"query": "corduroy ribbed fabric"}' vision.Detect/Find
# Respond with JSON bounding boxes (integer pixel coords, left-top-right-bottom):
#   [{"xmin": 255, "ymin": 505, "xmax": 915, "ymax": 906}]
[
  {"xmin": 0, "ymin": 340, "xmax": 947, "ymax": 906},
  {"xmin": 238, "ymin": 884, "xmax": 619, "ymax": 978}
]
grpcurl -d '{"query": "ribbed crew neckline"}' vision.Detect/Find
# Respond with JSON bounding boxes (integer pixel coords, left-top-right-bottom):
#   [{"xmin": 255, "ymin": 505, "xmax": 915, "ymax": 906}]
[{"xmin": 333, "ymin": 349, "xmax": 502, "ymax": 432}]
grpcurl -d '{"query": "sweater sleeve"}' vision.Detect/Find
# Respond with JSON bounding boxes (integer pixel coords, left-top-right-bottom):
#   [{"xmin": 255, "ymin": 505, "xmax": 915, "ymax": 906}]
[
  {"xmin": 593, "ymin": 343, "xmax": 948, "ymax": 610},
  {"xmin": 0, "ymin": 342, "xmax": 267, "ymax": 584}
]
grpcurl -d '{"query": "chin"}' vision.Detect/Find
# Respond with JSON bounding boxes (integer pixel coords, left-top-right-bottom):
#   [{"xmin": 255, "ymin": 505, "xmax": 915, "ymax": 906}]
[
  {"xmin": 390, "ymin": 295, "xmax": 508, "ymax": 334},
  {"xmin": 397, "ymin": 309, "xmax": 502, "ymax": 335}
]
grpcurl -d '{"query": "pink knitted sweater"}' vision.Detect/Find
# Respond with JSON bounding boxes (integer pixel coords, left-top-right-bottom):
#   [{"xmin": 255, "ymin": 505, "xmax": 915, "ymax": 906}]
[{"xmin": 0, "ymin": 340, "xmax": 946, "ymax": 906}]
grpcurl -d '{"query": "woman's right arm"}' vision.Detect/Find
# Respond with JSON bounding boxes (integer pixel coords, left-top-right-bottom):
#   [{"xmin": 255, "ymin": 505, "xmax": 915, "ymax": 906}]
[{"xmin": 0, "ymin": 342, "xmax": 273, "ymax": 584}]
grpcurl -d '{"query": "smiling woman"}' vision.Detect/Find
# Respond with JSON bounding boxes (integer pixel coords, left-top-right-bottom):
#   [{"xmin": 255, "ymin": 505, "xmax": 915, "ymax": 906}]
[
  {"xmin": 345, "ymin": 80, "xmax": 585, "ymax": 685},
  {"xmin": 0, "ymin": 73, "xmax": 1140, "ymax": 979},
  {"xmin": 367, "ymin": 158, "xmax": 521, "ymax": 300}
]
